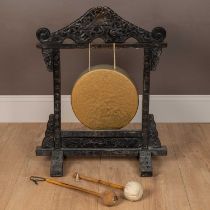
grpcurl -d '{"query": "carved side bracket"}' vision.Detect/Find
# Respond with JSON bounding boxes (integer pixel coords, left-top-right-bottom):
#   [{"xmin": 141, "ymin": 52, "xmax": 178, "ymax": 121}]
[
  {"xmin": 148, "ymin": 114, "xmax": 161, "ymax": 148},
  {"xmin": 42, "ymin": 114, "xmax": 55, "ymax": 148},
  {"xmin": 40, "ymin": 48, "xmax": 60, "ymax": 72},
  {"xmin": 150, "ymin": 47, "xmax": 162, "ymax": 71},
  {"xmin": 150, "ymin": 27, "xmax": 166, "ymax": 71},
  {"xmin": 41, "ymin": 48, "xmax": 53, "ymax": 71}
]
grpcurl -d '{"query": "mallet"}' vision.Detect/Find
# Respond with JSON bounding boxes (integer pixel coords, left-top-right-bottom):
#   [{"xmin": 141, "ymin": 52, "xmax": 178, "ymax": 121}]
[
  {"xmin": 30, "ymin": 176, "xmax": 118, "ymax": 206},
  {"xmin": 73, "ymin": 172, "xmax": 143, "ymax": 201}
]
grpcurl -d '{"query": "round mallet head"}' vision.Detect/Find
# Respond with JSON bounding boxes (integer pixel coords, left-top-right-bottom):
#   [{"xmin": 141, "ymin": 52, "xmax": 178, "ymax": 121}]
[
  {"xmin": 100, "ymin": 190, "xmax": 119, "ymax": 206},
  {"xmin": 123, "ymin": 181, "xmax": 143, "ymax": 201}
]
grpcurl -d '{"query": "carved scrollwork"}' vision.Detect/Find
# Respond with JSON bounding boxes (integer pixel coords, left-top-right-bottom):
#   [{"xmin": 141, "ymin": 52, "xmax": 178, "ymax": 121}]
[
  {"xmin": 36, "ymin": 27, "xmax": 51, "ymax": 42},
  {"xmin": 151, "ymin": 27, "xmax": 166, "ymax": 42},
  {"xmin": 36, "ymin": 7, "xmax": 166, "ymax": 45}
]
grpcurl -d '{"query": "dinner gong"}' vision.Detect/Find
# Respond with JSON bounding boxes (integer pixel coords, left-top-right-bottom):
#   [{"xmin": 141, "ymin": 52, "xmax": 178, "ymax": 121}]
[
  {"xmin": 71, "ymin": 44, "xmax": 138, "ymax": 130},
  {"xmin": 36, "ymin": 6, "xmax": 167, "ymax": 177}
]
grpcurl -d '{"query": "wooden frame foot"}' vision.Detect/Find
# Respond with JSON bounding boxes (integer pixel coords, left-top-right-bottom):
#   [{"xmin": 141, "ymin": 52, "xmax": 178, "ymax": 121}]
[
  {"xmin": 50, "ymin": 150, "xmax": 64, "ymax": 177},
  {"xmin": 139, "ymin": 150, "xmax": 152, "ymax": 177}
]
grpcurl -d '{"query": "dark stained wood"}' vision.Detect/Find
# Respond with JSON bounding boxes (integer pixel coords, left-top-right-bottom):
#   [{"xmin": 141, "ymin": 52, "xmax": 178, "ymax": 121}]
[
  {"xmin": 36, "ymin": 6, "xmax": 167, "ymax": 177},
  {"xmin": 36, "ymin": 43, "xmax": 167, "ymax": 49}
]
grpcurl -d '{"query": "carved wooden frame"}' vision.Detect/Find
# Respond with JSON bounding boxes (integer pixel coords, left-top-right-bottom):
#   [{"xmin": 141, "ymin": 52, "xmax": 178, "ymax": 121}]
[{"xmin": 36, "ymin": 6, "xmax": 167, "ymax": 177}]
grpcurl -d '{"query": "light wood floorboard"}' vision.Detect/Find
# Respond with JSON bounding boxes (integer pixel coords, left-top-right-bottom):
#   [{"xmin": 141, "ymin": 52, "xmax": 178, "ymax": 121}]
[{"xmin": 0, "ymin": 123, "xmax": 210, "ymax": 210}]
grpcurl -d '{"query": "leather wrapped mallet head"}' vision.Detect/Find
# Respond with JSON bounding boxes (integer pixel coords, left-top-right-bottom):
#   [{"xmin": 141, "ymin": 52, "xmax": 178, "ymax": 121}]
[{"xmin": 73, "ymin": 172, "xmax": 143, "ymax": 201}]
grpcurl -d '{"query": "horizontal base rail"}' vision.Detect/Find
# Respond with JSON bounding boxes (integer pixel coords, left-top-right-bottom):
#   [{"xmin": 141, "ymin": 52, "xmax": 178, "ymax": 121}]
[{"xmin": 36, "ymin": 145, "xmax": 167, "ymax": 157}]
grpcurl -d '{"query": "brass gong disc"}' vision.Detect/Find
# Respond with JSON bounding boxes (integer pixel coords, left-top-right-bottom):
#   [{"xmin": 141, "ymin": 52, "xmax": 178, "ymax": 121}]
[{"xmin": 71, "ymin": 65, "xmax": 139, "ymax": 130}]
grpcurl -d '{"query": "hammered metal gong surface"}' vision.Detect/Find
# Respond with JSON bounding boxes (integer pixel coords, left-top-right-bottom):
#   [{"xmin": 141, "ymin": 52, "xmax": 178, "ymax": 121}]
[{"xmin": 71, "ymin": 65, "xmax": 139, "ymax": 130}]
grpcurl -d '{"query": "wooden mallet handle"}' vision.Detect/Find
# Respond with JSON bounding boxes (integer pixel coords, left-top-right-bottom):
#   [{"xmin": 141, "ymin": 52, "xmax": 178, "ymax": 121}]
[
  {"xmin": 30, "ymin": 176, "xmax": 100, "ymax": 197},
  {"xmin": 45, "ymin": 178, "xmax": 101, "ymax": 197},
  {"xmin": 30, "ymin": 176, "xmax": 118, "ymax": 206},
  {"xmin": 73, "ymin": 172, "xmax": 124, "ymax": 190}
]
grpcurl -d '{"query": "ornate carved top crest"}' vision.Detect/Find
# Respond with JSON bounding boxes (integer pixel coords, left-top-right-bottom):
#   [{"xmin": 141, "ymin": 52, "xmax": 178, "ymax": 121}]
[{"xmin": 36, "ymin": 6, "xmax": 166, "ymax": 45}]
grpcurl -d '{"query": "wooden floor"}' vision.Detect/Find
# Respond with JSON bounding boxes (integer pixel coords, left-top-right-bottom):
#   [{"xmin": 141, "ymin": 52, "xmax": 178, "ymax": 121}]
[{"xmin": 0, "ymin": 123, "xmax": 210, "ymax": 210}]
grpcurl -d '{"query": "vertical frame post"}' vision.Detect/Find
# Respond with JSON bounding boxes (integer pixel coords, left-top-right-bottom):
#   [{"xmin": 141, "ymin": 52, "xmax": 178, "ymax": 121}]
[
  {"xmin": 52, "ymin": 49, "xmax": 61, "ymax": 149},
  {"xmin": 140, "ymin": 47, "xmax": 153, "ymax": 176},
  {"xmin": 142, "ymin": 47, "xmax": 151, "ymax": 149},
  {"xmin": 51, "ymin": 49, "xmax": 63, "ymax": 177}
]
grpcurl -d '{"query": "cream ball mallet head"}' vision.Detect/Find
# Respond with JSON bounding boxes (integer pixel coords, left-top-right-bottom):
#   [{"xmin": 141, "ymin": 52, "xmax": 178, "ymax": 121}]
[{"xmin": 73, "ymin": 172, "xmax": 143, "ymax": 201}]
